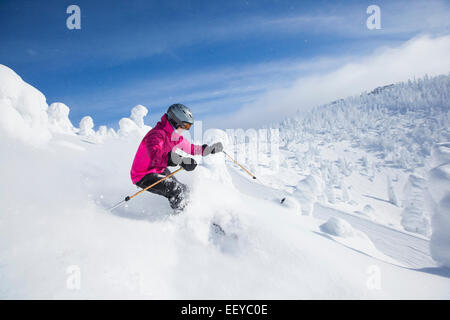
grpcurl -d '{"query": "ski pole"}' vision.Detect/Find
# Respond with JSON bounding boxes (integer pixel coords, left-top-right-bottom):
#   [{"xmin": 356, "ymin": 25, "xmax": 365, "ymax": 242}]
[
  {"xmin": 223, "ymin": 150, "xmax": 257, "ymax": 179},
  {"xmin": 222, "ymin": 151, "xmax": 286, "ymax": 204},
  {"xmin": 108, "ymin": 167, "xmax": 184, "ymax": 211}
]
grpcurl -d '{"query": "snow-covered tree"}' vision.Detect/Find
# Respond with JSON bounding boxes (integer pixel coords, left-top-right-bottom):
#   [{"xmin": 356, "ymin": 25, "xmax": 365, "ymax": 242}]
[
  {"xmin": 79, "ymin": 116, "xmax": 95, "ymax": 137},
  {"xmin": 118, "ymin": 117, "xmax": 140, "ymax": 137},
  {"xmin": 97, "ymin": 125, "xmax": 108, "ymax": 137},
  {"xmin": 337, "ymin": 157, "xmax": 352, "ymax": 177},
  {"xmin": 325, "ymin": 185, "xmax": 336, "ymax": 204},
  {"xmin": 293, "ymin": 173, "xmax": 323, "ymax": 216},
  {"xmin": 387, "ymin": 175, "xmax": 399, "ymax": 206},
  {"xmin": 340, "ymin": 180, "xmax": 350, "ymax": 203},
  {"xmin": 276, "ymin": 74, "xmax": 450, "ymax": 175},
  {"xmin": 118, "ymin": 105, "xmax": 150, "ymax": 137},
  {"xmin": 0, "ymin": 64, "xmax": 51, "ymax": 144},
  {"xmin": 401, "ymin": 174, "xmax": 431, "ymax": 236},
  {"xmin": 429, "ymin": 143, "xmax": 450, "ymax": 268},
  {"xmin": 130, "ymin": 104, "xmax": 148, "ymax": 128},
  {"xmin": 47, "ymin": 102, "xmax": 76, "ymax": 135}
]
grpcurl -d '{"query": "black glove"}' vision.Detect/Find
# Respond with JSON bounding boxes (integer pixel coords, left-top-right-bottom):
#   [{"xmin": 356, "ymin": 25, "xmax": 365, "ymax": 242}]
[
  {"xmin": 167, "ymin": 151, "xmax": 182, "ymax": 167},
  {"xmin": 180, "ymin": 157, "xmax": 197, "ymax": 171},
  {"xmin": 167, "ymin": 151, "xmax": 197, "ymax": 171},
  {"xmin": 202, "ymin": 142, "xmax": 223, "ymax": 156}
]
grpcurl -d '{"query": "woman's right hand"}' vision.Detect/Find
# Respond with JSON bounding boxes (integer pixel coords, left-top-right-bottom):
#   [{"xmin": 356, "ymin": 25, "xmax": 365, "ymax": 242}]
[{"xmin": 202, "ymin": 142, "xmax": 224, "ymax": 156}]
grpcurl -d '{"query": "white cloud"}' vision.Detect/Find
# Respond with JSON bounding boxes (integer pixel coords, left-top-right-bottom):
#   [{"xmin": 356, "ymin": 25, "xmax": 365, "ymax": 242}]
[{"xmin": 204, "ymin": 34, "xmax": 450, "ymax": 129}]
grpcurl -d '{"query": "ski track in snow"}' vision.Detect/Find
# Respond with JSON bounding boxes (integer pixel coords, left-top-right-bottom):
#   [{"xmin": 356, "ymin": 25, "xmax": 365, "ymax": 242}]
[{"xmin": 314, "ymin": 204, "xmax": 436, "ymax": 269}]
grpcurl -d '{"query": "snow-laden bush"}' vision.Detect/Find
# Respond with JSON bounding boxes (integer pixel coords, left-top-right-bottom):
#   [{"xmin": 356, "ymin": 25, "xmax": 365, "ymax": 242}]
[
  {"xmin": 95, "ymin": 125, "xmax": 114, "ymax": 142},
  {"xmin": 118, "ymin": 105, "xmax": 151, "ymax": 137},
  {"xmin": 0, "ymin": 64, "xmax": 51, "ymax": 145},
  {"xmin": 130, "ymin": 104, "xmax": 148, "ymax": 128},
  {"xmin": 429, "ymin": 143, "xmax": 450, "ymax": 268},
  {"xmin": 401, "ymin": 174, "xmax": 431, "ymax": 236},
  {"xmin": 47, "ymin": 102, "xmax": 76, "ymax": 135},
  {"xmin": 79, "ymin": 116, "xmax": 95, "ymax": 137},
  {"xmin": 118, "ymin": 117, "xmax": 140, "ymax": 137},
  {"xmin": 97, "ymin": 125, "xmax": 108, "ymax": 137}
]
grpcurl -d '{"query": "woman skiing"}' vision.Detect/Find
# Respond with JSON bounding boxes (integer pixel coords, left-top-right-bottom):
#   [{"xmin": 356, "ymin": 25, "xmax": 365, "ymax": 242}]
[{"xmin": 130, "ymin": 103, "xmax": 223, "ymax": 211}]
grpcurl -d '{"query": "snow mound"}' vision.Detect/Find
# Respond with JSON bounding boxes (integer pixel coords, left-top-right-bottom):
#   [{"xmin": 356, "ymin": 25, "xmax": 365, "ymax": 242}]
[
  {"xmin": 293, "ymin": 173, "xmax": 323, "ymax": 216},
  {"xmin": 47, "ymin": 102, "xmax": 76, "ymax": 135},
  {"xmin": 0, "ymin": 64, "xmax": 51, "ymax": 145},
  {"xmin": 353, "ymin": 205, "xmax": 374, "ymax": 220},
  {"xmin": 319, "ymin": 217, "xmax": 403, "ymax": 266},
  {"xmin": 429, "ymin": 143, "xmax": 450, "ymax": 268},
  {"xmin": 363, "ymin": 204, "xmax": 374, "ymax": 214},
  {"xmin": 320, "ymin": 217, "xmax": 355, "ymax": 238}
]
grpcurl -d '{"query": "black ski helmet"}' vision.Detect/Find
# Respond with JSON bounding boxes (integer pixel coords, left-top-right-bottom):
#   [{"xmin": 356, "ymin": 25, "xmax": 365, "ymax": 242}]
[{"xmin": 166, "ymin": 103, "xmax": 194, "ymax": 129}]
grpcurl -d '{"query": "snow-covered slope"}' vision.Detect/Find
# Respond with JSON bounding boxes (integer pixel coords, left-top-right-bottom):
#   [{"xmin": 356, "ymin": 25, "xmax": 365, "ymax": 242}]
[
  {"xmin": 2, "ymin": 133, "xmax": 449, "ymax": 299},
  {"xmin": 0, "ymin": 64, "xmax": 449, "ymax": 299}
]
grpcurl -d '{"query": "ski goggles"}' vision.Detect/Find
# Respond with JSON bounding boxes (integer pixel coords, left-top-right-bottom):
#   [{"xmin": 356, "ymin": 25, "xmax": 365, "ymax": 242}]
[{"xmin": 181, "ymin": 122, "xmax": 192, "ymax": 130}]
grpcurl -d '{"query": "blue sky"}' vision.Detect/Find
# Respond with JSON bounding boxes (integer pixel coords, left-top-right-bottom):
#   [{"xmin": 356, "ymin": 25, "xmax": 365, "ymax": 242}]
[{"xmin": 1, "ymin": 0, "xmax": 449, "ymax": 129}]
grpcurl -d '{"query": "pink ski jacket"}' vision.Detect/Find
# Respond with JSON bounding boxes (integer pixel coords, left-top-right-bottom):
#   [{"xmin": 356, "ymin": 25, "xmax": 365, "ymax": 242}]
[{"xmin": 130, "ymin": 114, "xmax": 204, "ymax": 184}]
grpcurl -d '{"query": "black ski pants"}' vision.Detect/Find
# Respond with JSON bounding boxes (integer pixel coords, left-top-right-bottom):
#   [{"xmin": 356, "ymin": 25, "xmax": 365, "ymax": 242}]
[{"xmin": 135, "ymin": 168, "xmax": 188, "ymax": 210}]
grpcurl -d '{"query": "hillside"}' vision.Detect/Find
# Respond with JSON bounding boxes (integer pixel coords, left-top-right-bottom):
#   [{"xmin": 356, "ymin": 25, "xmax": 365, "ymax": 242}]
[{"xmin": 0, "ymin": 64, "xmax": 449, "ymax": 299}]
